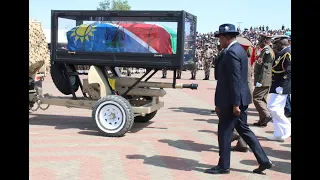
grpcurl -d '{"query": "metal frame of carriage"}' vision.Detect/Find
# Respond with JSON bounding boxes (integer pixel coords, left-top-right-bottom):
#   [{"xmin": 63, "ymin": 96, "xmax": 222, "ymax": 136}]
[{"xmin": 29, "ymin": 10, "xmax": 198, "ymax": 137}]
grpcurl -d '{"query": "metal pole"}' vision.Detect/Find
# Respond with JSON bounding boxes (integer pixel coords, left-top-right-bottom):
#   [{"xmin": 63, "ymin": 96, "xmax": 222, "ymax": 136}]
[{"xmin": 237, "ymin": 21, "xmax": 242, "ymax": 31}]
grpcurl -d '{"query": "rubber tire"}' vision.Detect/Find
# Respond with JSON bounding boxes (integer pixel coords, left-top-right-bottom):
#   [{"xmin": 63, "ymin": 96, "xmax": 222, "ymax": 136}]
[
  {"xmin": 92, "ymin": 95, "xmax": 134, "ymax": 137},
  {"xmin": 50, "ymin": 63, "xmax": 80, "ymax": 95},
  {"xmin": 134, "ymin": 110, "xmax": 158, "ymax": 123}
]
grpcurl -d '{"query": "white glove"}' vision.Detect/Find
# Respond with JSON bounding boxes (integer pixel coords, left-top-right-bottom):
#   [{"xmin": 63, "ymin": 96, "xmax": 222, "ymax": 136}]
[
  {"xmin": 276, "ymin": 86, "xmax": 283, "ymax": 94},
  {"xmin": 255, "ymin": 82, "xmax": 262, "ymax": 87}
]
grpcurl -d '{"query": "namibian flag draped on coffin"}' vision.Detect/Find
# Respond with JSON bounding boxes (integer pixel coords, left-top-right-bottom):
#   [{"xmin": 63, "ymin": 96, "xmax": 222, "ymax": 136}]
[{"xmin": 66, "ymin": 23, "xmax": 177, "ymax": 54}]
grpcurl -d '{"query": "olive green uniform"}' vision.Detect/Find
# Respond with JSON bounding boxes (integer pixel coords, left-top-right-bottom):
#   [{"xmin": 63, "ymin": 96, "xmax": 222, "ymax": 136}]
[
  {"xmin": 162, "ymin": 69, "xmax": 167, "ymax": 78},
  {"xmin": 253, "ymin": 45, "xmax": 275, "ymax": 122},
  {"xmin": 176, "ymin": 69, "xmax": 182, "ymax": 79},
  {"xmin": 203, "ymin": 48, "xmax": 214, "ymax": 80},
  {"xmin": 191, "ymin": 48, "xmax": 201, "ymax": 79}
]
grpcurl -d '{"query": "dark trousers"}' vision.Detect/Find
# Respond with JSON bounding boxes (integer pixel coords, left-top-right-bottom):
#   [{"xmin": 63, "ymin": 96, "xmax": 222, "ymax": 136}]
[
  {"xmin": 218, "ymin": 105, "xmax": 269, "ymax": 169},
  {"xmin": 284, "ymin": 94, "xmax": 291, "ymax": 115}
]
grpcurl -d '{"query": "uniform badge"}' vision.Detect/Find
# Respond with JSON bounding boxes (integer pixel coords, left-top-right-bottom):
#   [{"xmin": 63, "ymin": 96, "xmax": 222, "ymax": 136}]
[
  {"xmin": 265, "ymin": 50, "xmax": 269, "ymax": 54},
  {"xmin": 283, "ymin": 75, "xmax": 287, "ymax": 79},
  {"xmin": 225, "ymin": 26, "xmax": 230, "ymax": 31}
]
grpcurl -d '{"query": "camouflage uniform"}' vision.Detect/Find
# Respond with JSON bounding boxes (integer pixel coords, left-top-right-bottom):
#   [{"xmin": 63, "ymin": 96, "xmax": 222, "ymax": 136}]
[
  {"xmin": 124, "ymin": 67, "xmax": 132, "ymax": 76},
  {"xmin": 176, "ymin": 69, "xmax": 182, "ymax": 79},
  {"xmin": 162, "ymin": 69, "xmax": 167, "ymax": 78},
  {"xmin": 203, "ymin": 44, "xmax": 214, "ymax": 80},
  {"xmin": 191, "ymin": 48, "xmax": 201, "ymax": 79}
]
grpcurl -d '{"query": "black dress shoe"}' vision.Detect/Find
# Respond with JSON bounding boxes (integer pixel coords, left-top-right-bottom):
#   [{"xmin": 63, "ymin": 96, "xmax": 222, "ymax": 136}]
[
  {"xmin": 231, "ymin": 146, "xmax": 248, "ymax": 152},
  {"xmin": 161, "ymin": 76, "xmax": 166, "ymax": 78},
  {"xmin": 211, "ymin": 110, "xmax": 216, "ymax": 113},
  {"xmin": 204, "ymin": 166, "xmax": 230, "ymax": 174},
  {"xmin": 253, "ymin": 161, "xmax": 275, "ymax": 174},
  {"xmin": 252, "ymin": 121, "xmax": 267, "ymax": 127},
  {"xmin": 259, "ymin": 116, "xmax": 272, "ymax": 126},
  {"xmin": 203, "ymin": 76, "xmax": 209, "ymax": 80},
  {"xmin": 252, "ymin": 118, "xmax": 272, "ymax": 127}
]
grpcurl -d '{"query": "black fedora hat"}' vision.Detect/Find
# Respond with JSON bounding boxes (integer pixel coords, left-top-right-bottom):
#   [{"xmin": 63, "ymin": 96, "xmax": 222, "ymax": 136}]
[{"xmin": 214, "ymin": 23, "xmax": 240, "ymax": 37}]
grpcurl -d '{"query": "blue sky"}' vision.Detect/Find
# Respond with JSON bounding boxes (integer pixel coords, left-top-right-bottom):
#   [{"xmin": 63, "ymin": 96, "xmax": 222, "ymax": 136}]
[{"xmin": 30, "ymin": 0, "xmax": 291, "ymax": 33}]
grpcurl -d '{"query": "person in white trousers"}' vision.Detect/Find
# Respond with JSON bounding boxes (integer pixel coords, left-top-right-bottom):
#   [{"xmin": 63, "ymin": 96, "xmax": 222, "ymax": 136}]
[{"xmin": 267, "ymin": 35, "xmax": 291, "ymax": 141}]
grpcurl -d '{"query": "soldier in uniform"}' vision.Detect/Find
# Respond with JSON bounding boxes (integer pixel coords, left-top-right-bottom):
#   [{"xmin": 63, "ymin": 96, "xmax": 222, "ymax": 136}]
[
  {"xmin": 203, "ymin": 43, "xmax": 214, "ymax": 80},
  {"xmin": 176, "ymin": 69, "xmax": 182, "ymax": 79},
  {"xmin": 124, "ymin": 67, "xmax": 132, "ymax": 76},
  {"xmin": 162, "ymin": 69, "xmax": 182, "ymax": 79},
  {"xmin": 191, "ymin": 47, "xmax": 202, "ymax": 80},
  {"xmin": 267, "ymin": 35, "xmax": 291, "ymax": 141},
  {"xmin": 252, "ymin": 34, "xmax": 275, "ymax": 127},
  {"xmin": 162, "ymin": 69, "xmax": 167, "ymax": 78},
  {"xmin": 284, "ymin": 35, "xmax": 291, "ymax": 117}
]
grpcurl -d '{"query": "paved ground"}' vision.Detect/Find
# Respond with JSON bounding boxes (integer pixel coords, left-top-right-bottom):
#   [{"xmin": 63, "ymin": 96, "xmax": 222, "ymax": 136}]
[{"xmin": 29, "ymin": 70, "xmax": 291, "ymax": 180}]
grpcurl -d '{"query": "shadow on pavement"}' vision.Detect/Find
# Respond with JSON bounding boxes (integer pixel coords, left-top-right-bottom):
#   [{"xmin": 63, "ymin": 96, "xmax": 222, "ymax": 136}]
[
  {"xmin": 126, "ymin": 154, "xmax": 253, "ymax": 174},
  {"xmin": 29, "ymin": 114, "xmax": 163, "ymax": 137},
  {"xmin": 194, "ymin": 118, "xmax": 219, "ymax": 124},
  {"xmin": 168, "ymin": 107, "xmax": 213, "ymax": 116},
  {"xmin": 158, "ymin": 139, "xmax": 219, "ymax": 152},
  {"xmin": 262, "ymin": 147, "xmax": 291, "ymax": 160},
  {"xmin": 240, "ymin": 159, "xmax": 291, "ymax": 174}
]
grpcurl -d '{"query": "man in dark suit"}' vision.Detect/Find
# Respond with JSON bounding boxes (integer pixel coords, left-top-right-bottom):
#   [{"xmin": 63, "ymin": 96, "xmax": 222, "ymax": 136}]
[{"xmin": 204, "ymin": 24, "xmax": 273, "ymax": 175}]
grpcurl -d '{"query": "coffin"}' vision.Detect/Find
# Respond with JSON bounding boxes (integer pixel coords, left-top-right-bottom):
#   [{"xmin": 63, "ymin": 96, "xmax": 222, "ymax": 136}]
[{"xmin": 66, "ymin": 23, "xmax": 177, "ymax": 54}]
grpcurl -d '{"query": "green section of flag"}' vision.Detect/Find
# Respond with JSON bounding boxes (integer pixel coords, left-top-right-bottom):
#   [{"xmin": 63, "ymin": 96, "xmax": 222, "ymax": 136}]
[{"xmin": 161, "ymin": 26, "xmax": 177, "ymax": 54}]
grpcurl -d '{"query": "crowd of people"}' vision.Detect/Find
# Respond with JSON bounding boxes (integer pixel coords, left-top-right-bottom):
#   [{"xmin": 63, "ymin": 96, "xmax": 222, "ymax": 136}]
[
  {"xmin": 196, "ymin": 25, "xmax": 291, "ymax": 56},
  {"xmin": 159, "ymin": 25, "xmax": 291, "ymax": 80}
]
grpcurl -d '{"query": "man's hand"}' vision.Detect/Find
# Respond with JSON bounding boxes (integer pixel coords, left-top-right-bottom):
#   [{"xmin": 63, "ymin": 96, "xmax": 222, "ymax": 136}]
[
  {"xmin": 276, "ymin": 86, "xmax": 283, "ymax": 94},
  {"xmin": 215, "ymin": 106, "xmax": 220, "ymax": 117},
  {"xmin": 233, "ymin": 105, "xmax": 241, "ymax": 116}
]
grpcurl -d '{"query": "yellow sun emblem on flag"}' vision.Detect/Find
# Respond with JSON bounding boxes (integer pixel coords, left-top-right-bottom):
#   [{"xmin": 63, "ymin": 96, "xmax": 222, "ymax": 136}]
[{"xmin": 70, "ymin": 24, "xmax": 96, "ymax": 42}]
